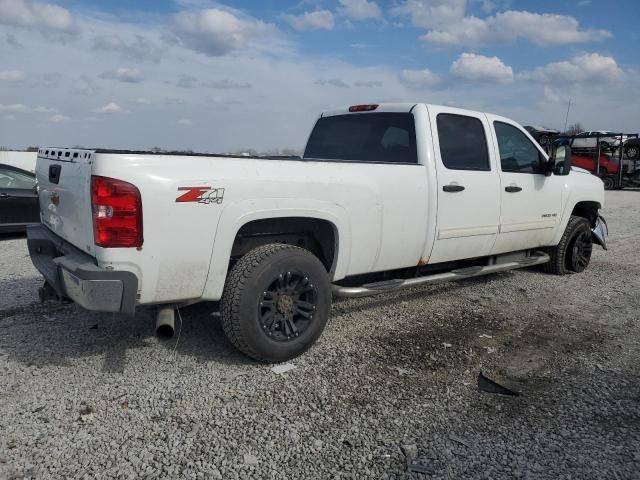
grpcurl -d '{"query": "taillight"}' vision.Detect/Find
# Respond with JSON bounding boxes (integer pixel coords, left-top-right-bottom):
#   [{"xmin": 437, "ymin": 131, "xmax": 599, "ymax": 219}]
[
  {"xmin": 349, "ymin": 104, "xmax": 378, "ymax": 112},
  {"xmin": 91, "ymin": 175, "xmax": 143, "ymax": 248}
]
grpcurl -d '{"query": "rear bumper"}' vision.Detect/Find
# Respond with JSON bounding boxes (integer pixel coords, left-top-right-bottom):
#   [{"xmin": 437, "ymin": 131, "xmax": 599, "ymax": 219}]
[{"xmin": 27, "ymin": 224, "xmax": 138, "ymax": 315}]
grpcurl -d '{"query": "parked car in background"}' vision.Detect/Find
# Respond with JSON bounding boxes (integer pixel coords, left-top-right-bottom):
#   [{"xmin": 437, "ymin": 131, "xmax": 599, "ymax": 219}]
[
  {"xmin": 570, "ymin": 153, "xmax": 619, "ymax": 190},
  {"xmin": 524, "ymin": 125, "xmax": 559, "ymax": 149},
  {"xmin": 624, "ymin": 138, "xmax": 640, "ymax": 160},
  {"xmin": 571, "ymin": 153, "xmax": 620, "ymax": 176},
  {"xmin": 0, "ymin": 164, "xmax": 40, "ymax": 233},
  {"xmin": 0, "ymin": 151, "xmax": 38, "ymax": 173},
  {"xmin": 571, "ymin": 131, "xmax": 627, "ymax": 151}
]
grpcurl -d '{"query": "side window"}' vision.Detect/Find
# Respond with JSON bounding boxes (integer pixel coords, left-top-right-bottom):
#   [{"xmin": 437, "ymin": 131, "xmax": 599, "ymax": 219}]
[
  {"xmin": 494, "ymin": 122, "xmax": 545, "ymax": 174},
  {"xmin": 0, "ymin": 167, "xmax": 36, "ymax": 189},
  {"xmin": 436, "ymin": 114, "xmax": 490, "ymax": 171}
]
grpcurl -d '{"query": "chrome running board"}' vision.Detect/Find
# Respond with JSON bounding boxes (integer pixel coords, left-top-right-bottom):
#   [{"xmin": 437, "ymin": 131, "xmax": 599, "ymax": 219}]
[{"xmin": 332, "ymin": 251, "xmax": 550, "ymax": 298}]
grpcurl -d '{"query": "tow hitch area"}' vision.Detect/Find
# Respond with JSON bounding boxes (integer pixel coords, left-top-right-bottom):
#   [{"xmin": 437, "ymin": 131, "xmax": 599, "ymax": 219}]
[{"xmin": 592, "ymin": 215, "xmax": 608, "ymax": 250}]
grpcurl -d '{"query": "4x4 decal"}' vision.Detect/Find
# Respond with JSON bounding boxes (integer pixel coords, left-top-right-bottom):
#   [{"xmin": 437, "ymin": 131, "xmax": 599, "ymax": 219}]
[{"xmin": 176, "ymin": 187, "xmax": 225, "ymax": 204}]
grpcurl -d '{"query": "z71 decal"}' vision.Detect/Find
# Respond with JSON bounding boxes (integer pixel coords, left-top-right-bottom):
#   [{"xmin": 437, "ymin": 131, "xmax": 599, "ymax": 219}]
[{"xmin": 176, "ymin": 187, "xmax": 225, "ymax": 204}]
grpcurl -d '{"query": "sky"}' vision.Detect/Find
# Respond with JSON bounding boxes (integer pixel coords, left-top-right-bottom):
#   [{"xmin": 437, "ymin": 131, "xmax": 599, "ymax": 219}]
[{"xmin": 0, "ymin": 0, "xmax": 638, "ymax": 152}]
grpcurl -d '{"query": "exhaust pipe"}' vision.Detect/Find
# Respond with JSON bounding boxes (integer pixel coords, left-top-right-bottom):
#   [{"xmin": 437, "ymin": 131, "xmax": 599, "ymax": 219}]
[{"xmin": 156, "ymin": 306, "xmax": 175, "ymax": 339}]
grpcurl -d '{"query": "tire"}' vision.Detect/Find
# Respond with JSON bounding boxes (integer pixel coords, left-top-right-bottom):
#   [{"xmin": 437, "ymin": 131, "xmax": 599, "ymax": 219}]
[
  {"xmin": 221, "ymin": 243, "xmax": 331, "ymax": 363},
  {"xmin": 626, "ymin": 144, "xmax": 640, "ymax": 160},
  {"xmin": 601, "ymin": 175, "xmax": 616, "ymax": 190},
  {"xmin": 543, "ymin": 216, "xmax": 593, "ymax": 275}
]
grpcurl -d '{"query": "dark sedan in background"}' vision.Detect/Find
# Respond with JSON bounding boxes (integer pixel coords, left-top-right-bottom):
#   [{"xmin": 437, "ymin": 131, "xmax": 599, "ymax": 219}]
[{"xmin": 0, "ymin": 164, "xmax": 40, "ymax": 233}]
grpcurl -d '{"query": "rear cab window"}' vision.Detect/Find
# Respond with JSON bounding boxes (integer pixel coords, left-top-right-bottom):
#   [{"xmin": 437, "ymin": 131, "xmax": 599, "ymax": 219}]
[{"xmin": 303, "ymin": 113, "xmax": 418, "ymax": 164}]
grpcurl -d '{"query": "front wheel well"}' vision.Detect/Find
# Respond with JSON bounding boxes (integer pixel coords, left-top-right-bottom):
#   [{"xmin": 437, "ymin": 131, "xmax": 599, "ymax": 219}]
[
  {"xmin": 230, "ymin": 217, "xmax": 337, "ymax": 274},
  {"xmin": 571, "ymin": 201, "xmax": 601, "ymax": 227}
]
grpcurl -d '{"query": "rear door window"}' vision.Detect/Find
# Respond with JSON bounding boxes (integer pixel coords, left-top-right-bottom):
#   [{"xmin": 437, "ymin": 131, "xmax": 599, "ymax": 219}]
[
  {"xmin": 303, "ymin": 113, "xmax": 418, "ymax": 163},
  {"xmin": 436, "ymin": 114, "xmax": 490, "ymax": 171}
]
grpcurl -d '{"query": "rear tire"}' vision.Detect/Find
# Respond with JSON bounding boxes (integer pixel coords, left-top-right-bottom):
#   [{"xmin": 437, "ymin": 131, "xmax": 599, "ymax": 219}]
[
  {"xmin": 221, "ymin": 244, "xmax": 331, "ymax": 363},
  {"xmin": 543, "ymin": 216, "xmax": 593, "ymax": 275},
  {"xmin": 601, "ymin": 175, "xmax": 616, "ymax": 190}
]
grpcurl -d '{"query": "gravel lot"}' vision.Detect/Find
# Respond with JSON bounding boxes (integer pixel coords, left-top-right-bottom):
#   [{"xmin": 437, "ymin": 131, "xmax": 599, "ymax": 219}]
[{"xmin": 1, "ymin": 191, "xmax": 639, "ymax": 479}]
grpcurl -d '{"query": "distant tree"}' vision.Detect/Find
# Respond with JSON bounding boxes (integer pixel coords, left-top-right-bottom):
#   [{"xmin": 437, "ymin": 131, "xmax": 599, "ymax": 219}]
[
  {"xmin": 564, "ymin": 123, "xmax": 583, "ymax": 135},
  {"xmin": 26, "ymin": 146, "xmax": 39, "ymax": 152}
]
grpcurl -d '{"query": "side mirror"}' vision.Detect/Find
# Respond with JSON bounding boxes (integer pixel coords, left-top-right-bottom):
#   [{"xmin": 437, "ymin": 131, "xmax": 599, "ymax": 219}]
[{"xmin": 547, "ymin": 144, "xmax": 571, "ymax": 176}]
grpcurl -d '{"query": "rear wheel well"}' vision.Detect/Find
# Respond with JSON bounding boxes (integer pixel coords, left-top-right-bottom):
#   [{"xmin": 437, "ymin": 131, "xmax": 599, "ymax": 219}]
[
  {"xmin": 571, "ymin": 201, "xmax": 600, "ymax": 227},
  {"xmin": 230, "ymin": 217, "xmax": 337, "ymax": 273}
]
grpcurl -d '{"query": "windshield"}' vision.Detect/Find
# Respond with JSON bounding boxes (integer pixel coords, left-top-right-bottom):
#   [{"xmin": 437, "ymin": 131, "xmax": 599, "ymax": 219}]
[{"xmin": 303, "ymin": 113, "xmax": 418, "ymax": 164}]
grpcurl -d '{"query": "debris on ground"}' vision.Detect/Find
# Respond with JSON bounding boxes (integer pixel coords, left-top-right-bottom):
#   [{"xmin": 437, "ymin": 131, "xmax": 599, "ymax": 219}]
[
  {"xmin": 442, "ymin": 342, "xmax": 452, "ymax": 349},
  {"xmin": 400, "ymin": 443, "xmax": 418, "ymax": 462},
  {"xmin": 477, "ymin": 371, "xmax": 520, "ymax": 396},
  {"xmin": 449, "ymin": 434, "xmax": 470, "ymax": 447},
  {"xmin": 243, "ymin": 454, "xmax": 258, "ymax": 466},
  {"xmin": 408, "ymin": 461, "xmax": 435, "ymax": 474},
  {"xmin": 270, "ymin": 363, "xmax": 296, "ymax": 375}
]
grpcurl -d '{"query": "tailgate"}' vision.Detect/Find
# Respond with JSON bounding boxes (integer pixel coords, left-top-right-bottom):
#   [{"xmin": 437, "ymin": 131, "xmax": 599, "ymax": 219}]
[{"xmin": 37, "ymin": 148, "xmax": 96, "ymax": 255}]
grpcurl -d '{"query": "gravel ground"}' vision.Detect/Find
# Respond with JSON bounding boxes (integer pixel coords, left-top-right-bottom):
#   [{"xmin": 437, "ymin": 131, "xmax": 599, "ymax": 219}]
[{"xmin": 1, "ymin": 191, "xmax": 639, "ymax": 480}]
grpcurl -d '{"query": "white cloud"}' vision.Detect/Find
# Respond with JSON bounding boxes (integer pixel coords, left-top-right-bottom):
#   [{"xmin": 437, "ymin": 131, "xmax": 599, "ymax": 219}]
[
  {"xmin": 422, "ymin": 10, "xmax": 611, "ymax": 47},
  {"xmin": 338, "ymin": 0, "xmax": 382, "ymax": 21},
  {"xmin": 5, "ymin": 114, "xmax": 16, "ymax": 120},
  {"xmin": 399, "ymin": 68, "xmax": 441, "ymax": 88},
  {"xmin": 92, "ymin": 34, "xmax": 162, "ymax": 63},
  {"xmin": 202, "ymin": 79, "xmax": 252, "ymax": 89},
  {"xmin": 172, "ymin": 8, "xmax": 281, "ymax": 56},
  {"xmin": 34, "ymin": 106, "xmax": 56, "ymax": 113},
  {"xmin": 178, "ymin": 118, "xmax": 193, "ymax": 125},
  {"xmin": 0, "ymin": 70, "xmax": 25, "ymax": 81},
  {"xmin": 0, "ymin": 0, "xmax": 73, "ymax": 32},
  {"xmin": 354, "ymin": 80, "xmax": 382, "ymax": 87},
  {"xmin": 99, "ymin": 67, "xmax": 143, "ymax": 83},
  {"xmin": 96, "ymin": 102, "xmax": 124, "ymax": 113},
  {"xmin": 316, "ymin": 78, "xmax": 350, "ymax": 88},
  {"xmin": 49, "ymin": 114, "xmax": 69, "ymax": 123},
  {"xmin": 519, "ymin": 53, "xmax": 623, "ymax": 85},
  {"xmin": 135, "ymin": 97, "xmax": 153, "ymax": 105},
  {"xmin": 451, "ymin": 53, "xmax": 514, "ymax": 83},
  {"xmin": 0, "ymin": 103, "xmax": 30, "ymax": 113},
  {"xmin": 284, "ymin": 10, "xmax": 334, "ymax": 31},
  {"xmin": 391, "ymin": 0, "xmax": 466, "ymax": 29}
]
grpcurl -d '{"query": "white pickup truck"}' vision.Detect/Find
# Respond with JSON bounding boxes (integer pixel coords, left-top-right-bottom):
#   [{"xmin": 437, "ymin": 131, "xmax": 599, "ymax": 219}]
[{"xmin": 28, "ymin": 103, "xmax": 607, "ymax": 362}]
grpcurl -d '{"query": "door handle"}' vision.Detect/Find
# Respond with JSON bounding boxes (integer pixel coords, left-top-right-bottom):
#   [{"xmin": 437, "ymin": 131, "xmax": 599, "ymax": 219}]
[
  {"xmin": 443, "ymin": 184, "xmax": 465, "ymax": 193},
  {"xmin": 0, "ymin": 193, "xmax": 10, "ymax": 199},
  {"xmin": 505, "ymin": 186, "xmax": 522, "ymax": 193}
]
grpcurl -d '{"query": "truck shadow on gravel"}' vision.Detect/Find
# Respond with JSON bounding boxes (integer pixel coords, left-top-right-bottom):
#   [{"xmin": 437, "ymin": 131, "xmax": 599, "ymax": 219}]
[{"xmin": 0, "ymin": 302, "xmax": 250, "ymax": 372}]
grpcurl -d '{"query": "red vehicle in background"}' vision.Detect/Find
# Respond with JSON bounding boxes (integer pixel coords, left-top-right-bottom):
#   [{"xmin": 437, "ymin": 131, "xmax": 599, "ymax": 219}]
[{"xmin": 571, "ymin": 153, "xmax": 619, "ymax": 189}]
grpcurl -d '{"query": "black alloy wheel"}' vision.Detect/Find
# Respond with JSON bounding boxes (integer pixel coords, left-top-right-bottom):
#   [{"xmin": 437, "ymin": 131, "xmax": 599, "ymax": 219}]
[
  {"xmin": 568, "ymin": 230, "xmax": 593, "ymax": 273},
  {"xmin": 258, "ymin": 271, "xmax": 318, "ymax": 342}
]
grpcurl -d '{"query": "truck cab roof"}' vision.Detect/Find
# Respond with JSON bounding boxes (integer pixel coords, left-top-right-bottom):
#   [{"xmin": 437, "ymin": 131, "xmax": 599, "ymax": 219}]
[{"xmin": 322, "ymin": 103, "xmax": 488, "ymax": 118}]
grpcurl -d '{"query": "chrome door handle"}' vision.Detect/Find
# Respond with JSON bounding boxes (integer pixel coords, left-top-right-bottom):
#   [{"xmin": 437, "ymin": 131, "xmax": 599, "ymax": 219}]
[
  {"xmin": 442, "ymin": 184, "xmax": 465, "ymax": 193},
  {"xmin": 505, "ymin": 186, "xmax": 522, "ymax": 193}
]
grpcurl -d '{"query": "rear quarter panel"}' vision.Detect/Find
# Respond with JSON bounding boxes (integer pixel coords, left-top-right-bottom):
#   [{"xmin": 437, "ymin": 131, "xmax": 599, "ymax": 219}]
[{"xmin": 93, "ymin": 154, "xmax": 430, "ymax": 304}]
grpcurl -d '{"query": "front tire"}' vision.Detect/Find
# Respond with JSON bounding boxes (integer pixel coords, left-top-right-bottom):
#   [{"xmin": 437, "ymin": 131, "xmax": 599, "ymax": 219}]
[
  {"xmin": 221, "ymin": 244, "xmax": 331, "ymax": 363},
  {"xmin": 543, "ymin": 216, "xmax": 593, "ymax": 275}
]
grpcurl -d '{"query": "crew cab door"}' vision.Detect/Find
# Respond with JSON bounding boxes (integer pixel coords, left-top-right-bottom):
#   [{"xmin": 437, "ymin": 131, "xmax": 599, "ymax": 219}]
[
  {"xmin": 486, "ymin": 115, "xmax": 563, "ymax": 253},
  {"xmin": 427, "ymin": 107, "xmax": 500, "ymax": 263}
]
